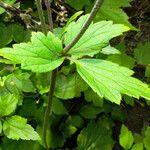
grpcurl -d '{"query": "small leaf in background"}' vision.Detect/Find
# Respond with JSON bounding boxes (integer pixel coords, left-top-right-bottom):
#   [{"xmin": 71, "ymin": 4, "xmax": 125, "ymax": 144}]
[
  {"xmin": 144, "ymin": 126, "xmax": 150, "ymax": 150},
  {"xmin": 101, "ymin": 45, "xmax": 121, "ymax": 55},
  {"xmin": 64, "ymin": 15, "xmax": 129, "ymax": 58},
  {"xmin": 107, "ymin": 54, "xmax": 135, "ymax": 69},
  {"xmin": 131, "ymin": 143, "xmax": 143, "ymax": 150},
  {"xmin": 0, "ymin": 23, "xmax": 12, "ymax": 48},
  {"xmin": 79, "ymin": 104, "xmax": 103, "ymax": 119},
  {"xmin": 77, "ymin": 120, "xmax": 115, "ymax": 150},
  {"xmin": 66, "ymin": 115, "xmax": 84, "ymax": 128},
  {"xmin": 0, "ymin": 120, "xmax": 2, "ymax": 134},
  {"xmin": 52, "ymin": 98, "xmax": 68, "ymax": 115},
  {"xmin": 145, "ymin": 66, "xmax": 150, "ymax": 78},
  {"xmin": 0, "ymin": 93, "xmax": 18, "ymax": 117},
  {"xmin": 134, "ymin": 42, "xmax": 150, "ymax": 65},
  {"xmin": 0, "ymin": 32, "xmax": 64, "ymax": 72},
  {"xmin": 54, "ymin": 73, "xmax": 88, "ymax": 99},
  {"xmin": 34, "ymin": 72, "xmax": 51, "ymax": 95},
  {"xmin": 5, "ymin": 71, "xmax": 35, "ymax": 93},
  {"xmin": 3, "ymin": 115, "xmax": 40, "ymax": 140},
  {"xmin": 119, "ymin": 124, "xmax": 134, "ymax": 149},
  {"xmin": 65, "ymin": 11, "xmax": 83, "ymax": 27},
  {"xmin": 1, "ymin": 139, "xmax": 44, "ymax": 150},
  {"xmin": 11, "ymin": 24, "xmax": 31, "ymax": 43},
  {"xmin": 76, "ymin": 59, "xmax": 150, "ymax": 104},
  {"xmin": 84, "ymin": 88, "xmax": 103, "ymax": 107},
  {"xmin": 111, "ymin": 106, "xmax": 126, "ymax": 122},
  {"xmin": 133, "ymin": 133, "xmax": 143, "ymax": 143},
  {"xmin": 66, "ymin": 0, "xmax": 90, "ymax": 10}
]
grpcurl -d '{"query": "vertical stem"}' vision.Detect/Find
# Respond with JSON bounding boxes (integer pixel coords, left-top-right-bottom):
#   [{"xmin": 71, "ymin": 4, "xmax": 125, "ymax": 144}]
[
  {"xmin": 44, "ymin": 0, "xmax": 53, "ymax": 32},
  {"xmin": 43, "ymin": 69, "xmax": 57, "ymax": 150},
  {"xmin": 35, "ymin": 0, "xmax": 47, "ymax": 34},
  {"xmin": 35, "ymin": 0, "xmax": 55, "ymax": 149}
]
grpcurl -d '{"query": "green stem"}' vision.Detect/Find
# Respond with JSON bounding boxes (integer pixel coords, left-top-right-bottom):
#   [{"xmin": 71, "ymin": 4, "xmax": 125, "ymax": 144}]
[
  {"xmin": 44, "ymin": 0, "xmax": 53, "ymax": 32},
  {"xmin": 43, "ymin": 69, "xmax": 57, "ymax": 150},
  {"xmin": 62, "ymin": 0, "xmax": 104, "ymax": 55},
  {"xmin": 35, "ymin": 0, "xmax": 47, "ymax": 34}
]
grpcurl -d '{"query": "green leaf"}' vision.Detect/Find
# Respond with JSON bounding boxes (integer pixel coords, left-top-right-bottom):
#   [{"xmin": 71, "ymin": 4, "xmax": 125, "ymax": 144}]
[
  {"xmin": 145, "ymin": 66, "xmax": 150, "ymax": 77},
  {"xmin": 107, "ymin": 54, "xmax": 135, "ymax": 69},
  {"xmin": 0, "ymin": 120, "xmax": 2, "ymax": 134},
  {"xmin": 89, "ymin": 0, "xmax": 137, "ymax": 30},
  {"xmin": 52, "ymin": 98, "xmax": 68, "ymax": 115},
  {"xmin": 0, "ymin": 93, "xmax": 18, "ymax": 117},
  {"xmin": 66, "ymin": 11, "xmax": 83, "ymax": 27},
  {"xmin": 54, "ymin": 73, "xmax": 88, "ymax": 99},
  {"xmin": 3, "ymin": 115, "xmax": 40, "ymax": 140},
  {"xmin": 34, "ymin": 72, "xmax": 51, "ymax": 94},
  {"xmin": 119, "ymin": 124, "xmax": 134, "ymax": 149},
  {"xmin": 66, "ymin": 0, "xmax": 90, "ymax": 10},
  {"xmin": 1, "ymin": 139, "xmax": 44, "ymax": 150},
  {"xmin": 134, "ymin": 42, "xmax": 150, "ymax": 65},
  {"xmin": 101, "ymin": 45, "xmax": 121, "ymax": 55},
  {"xmin": 131, "ymin": 143, "xmax": 143, "ymax": 150},
  {"xmin": 84, "ymin": 88, "xmax": 103, "ymax": 107},
  {"xmin": 64, "ymin": 15, "xmax": 129, "ymax": 58},
  {"xmin": 5, "ymin": 71, "xmax": 35, "ymax": 92},
  {"xmin": 79, "ymin": 104, "xmax": 103, "ymax": 119},
  {"xmin": 0, "ymin": 23, "xmax": 12, "ymax": 48},
  {"xmin": 77, "ymin": 120, "xmax": 115, "ymax": 150},
  {"xmin": 11, "ymin": 24, "xmax": 31, "ymax": 43},
  {"xmin": 76, "ymin": 59, "xmax": 150, "ymax": 104},
  {"xmin": 67, "ymin": 115, "xmax": 84, "ymax": 128},
  {"xmin": 0, "ymin": 32, "xmax": 64, "ymax": 72},
  {"xmin": 144, "ymin": 126, "xmax": 150, "ymax": 150}
]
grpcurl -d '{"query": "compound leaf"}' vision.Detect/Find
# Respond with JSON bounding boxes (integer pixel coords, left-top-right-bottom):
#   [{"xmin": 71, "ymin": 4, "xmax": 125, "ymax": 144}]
[
  {"xmin": 64, "ymin": 15, "xmax": 129, "ymax": 58},
  {"xmin": 76, "ymin": 58, "xmax": 150, "ymax": 104},
  {"xmin": 3, "ymin": 115, "xmax": 40, "ymax": 141},
  {"xmin": 0, "ymin": 32, "xmax": 64, "ymax": 72}
]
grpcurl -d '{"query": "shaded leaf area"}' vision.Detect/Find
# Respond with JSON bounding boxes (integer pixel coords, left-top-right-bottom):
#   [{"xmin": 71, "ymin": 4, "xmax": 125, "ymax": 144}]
[
  {"xmin": 0, "ymin": 32, "xmax": 64, "ymax": 72},
  {"xmin": 0, "ymin": 23, "xmax": 31, "ymax": 48},
  {"xmin": 0, "ymin": 139, "xmax": 44, "ymax": 150},
  {"xmin": 76, "ymin": 59, "xmax": 150, "ymax": 104},
  {"xmin": 134, "ymin": 42, "xmax": 150, "ymax": 65},
  {"xmin": 3, "ymin": 115, "xmax": 40, "ymax": 140},
  {"xmin": 64, "ymin": 15, "xmax": 129, "ymax": 58},
  {"xmin": 77, "ymin": 119, "xmax": 115, "ymax": 150},
  {"xmin": 37, "ymin": 115, "xmax": 77, "ymax": 149},
  {"xmin": 54, "ymin": 73, "xmax": 88, "ymax": 99}
]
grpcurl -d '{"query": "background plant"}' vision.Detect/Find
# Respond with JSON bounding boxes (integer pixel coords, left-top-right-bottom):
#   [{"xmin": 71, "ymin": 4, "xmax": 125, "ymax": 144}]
[{"xmin": 0, "ymin": 0, "xmax": 150, "ymax": 150}]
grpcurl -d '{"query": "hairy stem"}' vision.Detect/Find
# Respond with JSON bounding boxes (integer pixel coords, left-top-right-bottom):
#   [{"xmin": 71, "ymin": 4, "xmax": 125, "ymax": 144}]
[
  {"xmin": 35, "ymin": 0, "xmax": 47, "ymax": 34},
  {"xmin": 44, "ymin": 0, "xmax": 53, "ymax": 32},
  {"xmin": 43, "ymin": 69, "xmax": 57, "ymax": 150},
  {"xmin": 62, "ymin": 0, "xmax": 104, "ymax": 55}
]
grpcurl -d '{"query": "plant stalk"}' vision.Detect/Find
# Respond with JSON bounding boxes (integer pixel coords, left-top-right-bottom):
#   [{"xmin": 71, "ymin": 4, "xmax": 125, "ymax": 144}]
[
  {"xmin": 62, "ymin": 0, "xmax": 104, "ymax": 55},
  {"xmin": 44, "ymin": 0, "xmax": 53, "ymax": 32},
  {"xmin": 43, "ymin": 69, "xmax": 57, "ymax": 150},
  {"xmin": 35, "ymin": 0, "xmax": 47, "ymax": 34}
]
